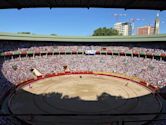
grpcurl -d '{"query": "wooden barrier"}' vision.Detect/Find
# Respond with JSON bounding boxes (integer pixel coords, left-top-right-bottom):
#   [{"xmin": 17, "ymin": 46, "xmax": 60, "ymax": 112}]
[{"xmin": 15, "ymin": 71, "xmax": 157, "ymax": 92}]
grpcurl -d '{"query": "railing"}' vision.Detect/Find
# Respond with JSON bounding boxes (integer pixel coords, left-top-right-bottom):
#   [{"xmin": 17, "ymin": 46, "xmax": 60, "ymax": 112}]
[{"xmin": 1, "ymin": 50, "xmax": 166, "ymax": 60}]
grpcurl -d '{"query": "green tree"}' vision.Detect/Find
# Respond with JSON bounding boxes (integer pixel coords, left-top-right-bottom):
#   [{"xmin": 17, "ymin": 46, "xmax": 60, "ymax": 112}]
[
  {"xmin": 50, "ymin": 34, "xmax": 57, "ymax": 36},
  {"xmin": 92, "ymin": 27, "xmax": 119, "ymax": 36}
]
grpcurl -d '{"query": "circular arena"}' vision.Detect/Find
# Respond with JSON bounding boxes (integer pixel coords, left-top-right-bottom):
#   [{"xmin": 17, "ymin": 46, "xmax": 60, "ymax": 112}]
[
  {"xmin": 0, "ymin": 39, "xmax": 166, "ymax": 125},
  {"xmin": 6, "ymin": 72, "xmax": 162, "ymax": 125}
]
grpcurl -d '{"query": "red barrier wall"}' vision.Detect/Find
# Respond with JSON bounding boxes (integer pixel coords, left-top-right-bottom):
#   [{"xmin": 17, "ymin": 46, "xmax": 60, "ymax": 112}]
[{"xmin": 16, "ymin": 71, "xmax": 157, "ymax": 92}]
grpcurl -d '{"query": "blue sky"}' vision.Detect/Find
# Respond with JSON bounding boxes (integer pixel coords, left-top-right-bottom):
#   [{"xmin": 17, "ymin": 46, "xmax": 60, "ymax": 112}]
[{"xmin": 0, "ymin": 8, "xmax": 165, "ymax": 36}]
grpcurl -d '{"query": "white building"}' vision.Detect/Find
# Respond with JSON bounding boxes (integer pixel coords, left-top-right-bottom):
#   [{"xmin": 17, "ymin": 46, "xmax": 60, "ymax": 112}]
[{"xmin": 114, "ymin": 22, "xmax": 132, "ymax": 36}]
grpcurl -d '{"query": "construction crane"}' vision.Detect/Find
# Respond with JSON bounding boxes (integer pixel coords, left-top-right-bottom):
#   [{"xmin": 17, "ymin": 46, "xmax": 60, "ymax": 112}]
[
  {"xmin": 113, "ymin": 13, "xmax": 127, "ymax": 22},
  {"xmin": 129, "ymin": 18, "xmax": 145, "ymax": 35}
]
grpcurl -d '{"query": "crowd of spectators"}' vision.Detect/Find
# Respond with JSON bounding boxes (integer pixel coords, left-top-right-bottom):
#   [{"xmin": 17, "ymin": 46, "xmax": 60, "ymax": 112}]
[
  {"xmin": 1, "ymin": 43, "xmax": 166, "ymax": 125},
  {"xmin": 1, "ymin": 41, "xmax": 166, "ymax": 55},
  {"xmin": 2, "ymin": 55, "xmax": 166, "ymax": 88}
]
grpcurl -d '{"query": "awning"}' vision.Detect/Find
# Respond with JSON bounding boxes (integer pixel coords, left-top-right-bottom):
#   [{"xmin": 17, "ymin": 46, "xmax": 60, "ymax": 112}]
[{"xmin": 0, "ymin": 0, "xmax": 165, "ymax": 10}]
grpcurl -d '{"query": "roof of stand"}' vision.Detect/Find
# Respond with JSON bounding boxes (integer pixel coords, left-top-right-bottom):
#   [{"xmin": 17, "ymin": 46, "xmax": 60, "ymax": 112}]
[
  {"xmin": 0, "ymin": 0, "xmax": 166, "ymax": 10},
  {"xmin": 0, "ymin": 32, "xmax": 166, "ymax": 42}
]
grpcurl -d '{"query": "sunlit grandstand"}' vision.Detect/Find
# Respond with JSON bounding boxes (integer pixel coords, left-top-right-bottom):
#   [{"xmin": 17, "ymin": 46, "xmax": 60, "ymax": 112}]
[{"xmin": 0, "ymin": 32, "xmax": 166, "ymax": 125}]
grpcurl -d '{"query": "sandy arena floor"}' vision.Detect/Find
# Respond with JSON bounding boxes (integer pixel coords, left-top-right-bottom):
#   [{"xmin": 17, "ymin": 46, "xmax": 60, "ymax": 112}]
[{"xmin": 8, "ymin": 74, "xmax": 162, "ymax": 125}]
